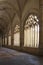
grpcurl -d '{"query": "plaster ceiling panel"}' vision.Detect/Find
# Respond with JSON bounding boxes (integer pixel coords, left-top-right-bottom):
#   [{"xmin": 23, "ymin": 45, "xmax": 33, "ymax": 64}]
[
  {"xmin": 16, "ymin": 0, "xmax": 28, "ymax": 11},
  {"xmin": 0, "ymin": 2, "xmax": 14, "ymax": 19},
  {"xmin": 33, "ymin": 0, "xmax": 39, "ymax": 10},
  {"xmin": 5, "ymin": 8, "xmax": 15, "ymax": 19},
  {"xmin": 22, "ymin": 0, "xmax": 33, "ymax": 21},
  {"xmin": 0, "ymin": 0, "xmax": 17, "ymax": 34},
  {"xmin": 0, "ymin": 0, "xmax": 40, "ymax": 34},
  {"xmin": 22, "ymin": 0, "xmax": 39, "ymax": 22},
  {"xmin": 12, "ymin": 14, "xmax": 20, "ymax": 28},
  {"xmin": 5, "ymin": 0, "xmax": 19, "ymax": 14}
]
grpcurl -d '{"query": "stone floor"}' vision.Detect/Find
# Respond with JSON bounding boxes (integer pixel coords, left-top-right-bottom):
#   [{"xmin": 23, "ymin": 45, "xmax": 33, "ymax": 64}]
[{"xmin": 0, "ymin": 47, "xmax": 43, "ymax": 65}]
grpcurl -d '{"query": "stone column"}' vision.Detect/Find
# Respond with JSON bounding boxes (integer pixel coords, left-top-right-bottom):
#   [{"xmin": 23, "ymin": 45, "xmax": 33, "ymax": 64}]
[
  {"xmin": 2, "ymin": 35, "xmax": 4, "ymax": 46},
  {"xmin": 1, "ymin": 35, "xmax": 4, "ymax": 47},
  {"xmin": 11, "ymin": 22, "xmax": 14, "ymax": 47},
  {"xmin": 39, "ymin": 0, "xmax": 43, "ymax": 48},
  {"xmin": 7, "ymin": 33, "xmax": 8, "ymax": 45},
  {"xmin": 3, "ymin": 35, "xmax": 5, "ymax": 45},
  {"xmin": 11, "ymin": 29, "xmax": 14, "ymax": 46},
  {"xmin": 20, "ymin": 19, "xmax": 24, "ymax": 48},
  {"xmin": 3, "ymin": 35, "xmax": 5, "ymax": 46},
  {"xmin": 39, "ymin": 0, "xmax": 43, "ymax": 55}
]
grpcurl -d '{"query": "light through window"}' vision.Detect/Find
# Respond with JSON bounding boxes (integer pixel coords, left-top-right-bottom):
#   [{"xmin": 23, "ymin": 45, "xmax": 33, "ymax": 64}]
[
  {"xmin": 24, "ymin": 15, "xmax": 39, "ymax": 48},
  {"xmin": 8, "ymin": 36, "xmax": 11, "ymax": 45},
  {"xmin": 5, "ymin": 37, "xmax": 7, "ymax": 45},
  {"xmin": 14, "ymin": 25, "xmax": 20, "ymax": 46}
]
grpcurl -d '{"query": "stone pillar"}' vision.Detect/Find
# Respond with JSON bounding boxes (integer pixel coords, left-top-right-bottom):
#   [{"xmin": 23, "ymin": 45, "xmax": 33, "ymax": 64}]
[
  {"xmin": 2, "ymin": 35, "xmax": 3, "ymax": 46},
  {"xmin": 2, "ymin": 35, "xmax": 4, "ymax": 46},
  {"xmin": 3, "ymin": 35, "xmax": 5, "ymax": 45},
  {"xmin": 39, "ymin": 0, "xmax": 43, "ymax": 48},
  {"xmin": 20, "ymin": 20, "xmax": 24, "ymax": 48},
  {"xmin": 39, "ymin": 0, "xmax": 43, "ymax": 55},
  {"xmin": 11, "ymin": 30, "xmax": 14, "ymax": 46},
  {"xmin": 3, "ymin": 35, "xmax": 5, "ymax": 46},
  {"xmin": 7, "ymin": 34, "xmax": 8, "ymax": 45},
  {"xmin": 11, "ymin": 23, "xmax": 14, "ymax": 46}
]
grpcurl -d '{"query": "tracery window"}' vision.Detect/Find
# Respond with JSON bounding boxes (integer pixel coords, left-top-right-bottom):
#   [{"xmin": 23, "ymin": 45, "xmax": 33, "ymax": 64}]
[
  {"xmin": 14, "ymin": 25, "xmax": 20, "ymax": 46},
  {"xmin": 24, "ymin": 14, "xmax": 39, "ymax": 48}
]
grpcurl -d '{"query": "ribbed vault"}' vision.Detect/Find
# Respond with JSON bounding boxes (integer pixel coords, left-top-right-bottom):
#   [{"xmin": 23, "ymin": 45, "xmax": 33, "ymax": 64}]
[{"xmin": 0, "ymin": 0, "xmax": 39, "ymax": 35}]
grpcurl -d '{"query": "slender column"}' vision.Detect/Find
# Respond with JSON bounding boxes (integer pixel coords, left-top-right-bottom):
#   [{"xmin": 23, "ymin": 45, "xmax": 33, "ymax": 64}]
[
  {"xmin": 4, "ymin": 35, "xmax": 5, "ymax": 46},
  {"xmin": 39, "ymin": 0, "xmax": 43, "ymax": 48},
  {"xmin": 20, "ymin": 20, "xmax": 24, "ymax": 48},
  {"xmin": 7, "ymin": 33, "xmax": 8, "ymax": 45},
  {"xmin": 39, "ymin": 0, "xmax": 43, "ymax": 55},
  {"xmin": 2, "ymin": 35, "xmax": 3, "ymax": 46},
  {"xmin": 11, "ymin": 25, "xmax": 14, "ymax": 46}
]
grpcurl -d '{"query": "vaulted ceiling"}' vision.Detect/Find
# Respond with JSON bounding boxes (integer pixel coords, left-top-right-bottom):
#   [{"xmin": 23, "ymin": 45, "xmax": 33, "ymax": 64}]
[
  {"xmin": 0, "ymin": 0, "xmax": 28, "ymax": 34},
  {"xmin": 0, "ymin": 0, "xmax": 39, "ymax": 35}
]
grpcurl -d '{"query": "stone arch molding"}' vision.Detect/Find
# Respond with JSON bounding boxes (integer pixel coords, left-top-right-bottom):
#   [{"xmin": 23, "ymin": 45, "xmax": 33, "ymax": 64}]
[
  {"xmin": 0, "ymin": 0, "xmax": 19, "ymax": 34},
  {"xmin": 22, "ymin": 8, "xmax": 39, "ymax": 28},
  {"xmin": 0, "ymin": 0, "xmax": 40, "ymax": 34}
]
